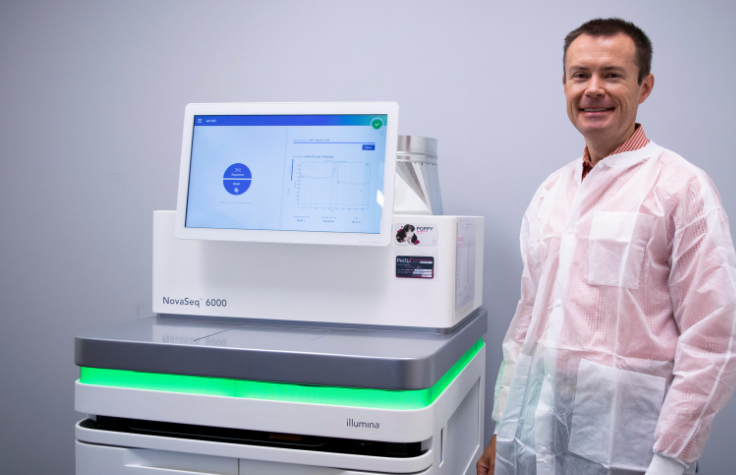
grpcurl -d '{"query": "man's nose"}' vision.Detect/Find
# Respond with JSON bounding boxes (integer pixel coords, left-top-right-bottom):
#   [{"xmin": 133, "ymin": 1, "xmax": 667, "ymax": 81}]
[{"xmin": 584, "ymin": 75, "xmax": 605, "ymax": 97}]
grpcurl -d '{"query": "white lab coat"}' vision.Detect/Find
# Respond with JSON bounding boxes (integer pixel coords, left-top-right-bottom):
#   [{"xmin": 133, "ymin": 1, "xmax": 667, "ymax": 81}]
[{"xmin": 493, "ymin": 142, "xmax": 736, "ymax": 474}]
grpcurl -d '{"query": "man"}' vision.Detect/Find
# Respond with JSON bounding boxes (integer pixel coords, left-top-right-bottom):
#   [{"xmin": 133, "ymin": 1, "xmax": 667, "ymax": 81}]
[{"xmin": 477, "ymin": 18, "xmax": 736, "ymax": 475}]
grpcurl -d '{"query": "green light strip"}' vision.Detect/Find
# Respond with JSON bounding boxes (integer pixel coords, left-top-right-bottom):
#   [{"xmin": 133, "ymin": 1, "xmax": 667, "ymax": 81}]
[{"xmin": 80, "ymin": 339, "xmax": 484, "ymax": 410}]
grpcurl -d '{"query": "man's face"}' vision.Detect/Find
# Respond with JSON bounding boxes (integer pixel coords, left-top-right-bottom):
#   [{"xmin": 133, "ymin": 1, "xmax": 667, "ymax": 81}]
[{"xmin": 564, "ymin": 33, "xmax": 653, "ymax": 143}]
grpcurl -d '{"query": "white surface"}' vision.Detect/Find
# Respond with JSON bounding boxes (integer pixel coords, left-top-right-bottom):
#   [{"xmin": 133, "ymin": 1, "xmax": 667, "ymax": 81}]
[
  {"xmin": 394, "ymin": 173, "xmax": 432, "ymax": 215},
  {"xmin": 76, "ymin": 347, "xmax": 485, "ymax": 474},
  {"xmin": 455, "ymin": 218, "xmax": 477, "ymax": 311},
  {"xmin": 77, "ymin": 441, "xmax": 239, "ymax": 474},
  {"xmin": 393, "ymin": 159, "xmax": 442, "ymax": 216},
  {"xmin": 77, "ymin": 441, "xmax": 433, "ymax": 475},
  {"xmin": 175, "ymin": 102, "xmax": 399, "ymax": 247},
  {"xmin": 154, "ymin": 211, "xmax": 484, "ymax": 328}
]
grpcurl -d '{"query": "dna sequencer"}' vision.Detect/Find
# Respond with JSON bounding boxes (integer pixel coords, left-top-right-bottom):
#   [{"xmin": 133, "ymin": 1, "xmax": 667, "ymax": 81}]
[{"xmin": 75, "ymin": 102, "xmax": 487, "ymax": 475}]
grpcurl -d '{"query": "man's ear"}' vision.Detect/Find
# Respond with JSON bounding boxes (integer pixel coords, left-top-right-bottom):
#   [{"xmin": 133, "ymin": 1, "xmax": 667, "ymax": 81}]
[{"xmin": 638, "ymin": 74, "xmax": 655, "ymax": 105}]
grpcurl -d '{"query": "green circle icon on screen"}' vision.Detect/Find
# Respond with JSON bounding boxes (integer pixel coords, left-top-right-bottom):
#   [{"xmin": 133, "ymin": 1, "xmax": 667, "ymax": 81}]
[{"xmin": 371, "ymin": 118, "xmax": 383, "ymax": 129}]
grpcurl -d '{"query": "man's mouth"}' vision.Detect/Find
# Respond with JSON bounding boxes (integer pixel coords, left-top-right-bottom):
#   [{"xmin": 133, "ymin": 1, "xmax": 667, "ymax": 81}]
[{"xmin": 580, "ymin": 107, "xmax": 614, "ymax": 112}]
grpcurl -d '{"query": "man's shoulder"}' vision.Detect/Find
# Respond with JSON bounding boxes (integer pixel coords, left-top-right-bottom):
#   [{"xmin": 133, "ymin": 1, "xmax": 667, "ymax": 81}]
[
  {"xmin": 652, "ymin": 145, "xmax": 725, "ymax": 225},
  {"xmin": 537, "ymin": 157, "xmax": 579, "ymax": 190},
  {"xmin": 524, "ymin": 158, "xmax": 579, "ymax": 213},
  {"xmin": 656, "ymin": 146, "xmax": 701, "ymax": 174},
  {"xmin": 654, "ymin": 146, "xmax": 714, "ymax": 193}
]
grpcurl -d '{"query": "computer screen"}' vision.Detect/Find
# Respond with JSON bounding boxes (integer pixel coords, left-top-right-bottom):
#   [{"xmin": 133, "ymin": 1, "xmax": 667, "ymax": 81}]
[{"xmin": 184, "ymin": 114, "xmax": 388, "ymax": 234}]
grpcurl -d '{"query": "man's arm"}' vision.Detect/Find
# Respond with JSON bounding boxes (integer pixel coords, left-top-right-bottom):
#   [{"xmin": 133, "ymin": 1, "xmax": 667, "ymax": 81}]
[
  {"xmin": 491, "ymin": 211, "xmax": 537, "ymax": 426},
  {"xmin": 652, "ymin": 173, "xmax": 736, "ymax": 468},
  {"xmin": 476, "ymin": 434, "xmax": 496, "ymax": 475},
  {"xmin": 478, "ymin": 172, "xmax": 563, "ymax": 475}
]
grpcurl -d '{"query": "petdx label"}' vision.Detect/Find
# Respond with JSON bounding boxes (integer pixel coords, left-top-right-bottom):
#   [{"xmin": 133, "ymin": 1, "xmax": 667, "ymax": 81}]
[
  {"xmin": 394, "ymin": 223, "xmax": 438, "ymax": 246},
  {"xmin": 396, "ymin": 256, "xmax": 434, "ymax": 279}
]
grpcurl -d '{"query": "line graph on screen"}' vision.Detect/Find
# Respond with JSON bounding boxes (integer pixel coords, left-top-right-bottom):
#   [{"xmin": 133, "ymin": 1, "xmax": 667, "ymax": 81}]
[{"xmin": 296, "ymin": 161, "xmax": 371, "ymax": 210}]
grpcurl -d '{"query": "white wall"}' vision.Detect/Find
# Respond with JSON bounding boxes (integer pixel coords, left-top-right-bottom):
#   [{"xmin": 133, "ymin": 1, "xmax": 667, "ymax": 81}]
[{"xmin": 1, "ymin": 0, "xmax": 735, "ymax": 472}]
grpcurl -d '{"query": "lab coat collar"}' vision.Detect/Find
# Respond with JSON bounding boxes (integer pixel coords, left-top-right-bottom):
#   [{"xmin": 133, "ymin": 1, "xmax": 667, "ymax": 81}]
[
  {"xmin": 596, "ymin": 141, "xmax": 662, "ymax": 169},
  {"xmin": 573, "ymin": 155, "xmax": 584, "ymax": 185}
]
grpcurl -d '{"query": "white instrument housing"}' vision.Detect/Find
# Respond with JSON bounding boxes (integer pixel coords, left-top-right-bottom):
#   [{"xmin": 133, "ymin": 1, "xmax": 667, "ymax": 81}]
[{"xmin": 154, "ymin": 211, "xmax": 484, "ymax": 329}]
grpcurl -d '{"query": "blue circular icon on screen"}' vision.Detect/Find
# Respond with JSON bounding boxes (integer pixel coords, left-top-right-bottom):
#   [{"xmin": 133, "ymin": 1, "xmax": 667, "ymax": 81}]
[{"xmin": 223, "ymin": 163, "xmax": 252, "ymax": 195}]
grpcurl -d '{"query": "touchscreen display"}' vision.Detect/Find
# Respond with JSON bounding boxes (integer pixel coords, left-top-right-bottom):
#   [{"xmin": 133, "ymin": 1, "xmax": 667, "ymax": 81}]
[{"xmin": 185, "ymin": 115, "xmax": 388, "ymax": 234}]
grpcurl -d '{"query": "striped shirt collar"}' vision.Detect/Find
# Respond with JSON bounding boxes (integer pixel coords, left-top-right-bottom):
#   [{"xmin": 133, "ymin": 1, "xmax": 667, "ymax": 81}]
[{"xmin": 582, "ymin": 123, "xmax": 650, "ymax": 181}]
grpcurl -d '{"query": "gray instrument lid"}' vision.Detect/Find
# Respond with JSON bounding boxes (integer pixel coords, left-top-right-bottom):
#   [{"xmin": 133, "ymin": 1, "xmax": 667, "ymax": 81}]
[{"xmin": 75, "ymin": 309, "xmax": 486, "ymax": 390}]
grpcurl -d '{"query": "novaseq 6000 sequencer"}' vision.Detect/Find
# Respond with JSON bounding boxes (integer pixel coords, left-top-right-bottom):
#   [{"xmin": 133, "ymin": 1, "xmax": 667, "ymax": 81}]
[{"xmin": 75, "ymin": 102, "xmax": 488, "ymax": 475}]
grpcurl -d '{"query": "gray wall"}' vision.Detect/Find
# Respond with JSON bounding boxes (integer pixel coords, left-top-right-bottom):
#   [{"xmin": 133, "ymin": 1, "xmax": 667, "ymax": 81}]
[{"xmin": 1, "ymin": 0, "xmax": 735, "ymax": 473}]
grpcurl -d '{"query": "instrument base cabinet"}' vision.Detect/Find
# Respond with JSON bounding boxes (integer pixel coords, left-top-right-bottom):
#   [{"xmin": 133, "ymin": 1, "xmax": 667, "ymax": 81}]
[
  {"xmin": 76, "ymin": 349, "xmax": 485, "ymax": 475},
  {"xmin": 77, "ymin": 441, "xmax": 434, "ymax": 475}
]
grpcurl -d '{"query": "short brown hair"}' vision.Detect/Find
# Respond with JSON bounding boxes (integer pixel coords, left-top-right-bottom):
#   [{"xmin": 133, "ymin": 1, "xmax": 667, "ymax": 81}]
[{"xmin": 563, "ymin": 18, "xmax": 653, "ymax": 84}]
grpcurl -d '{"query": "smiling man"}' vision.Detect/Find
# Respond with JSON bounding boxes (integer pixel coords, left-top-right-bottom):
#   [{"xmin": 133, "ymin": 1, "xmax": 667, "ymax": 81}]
[{"xmin": 477, "ymin": 18, "xmax": 736, "ymax": 475}]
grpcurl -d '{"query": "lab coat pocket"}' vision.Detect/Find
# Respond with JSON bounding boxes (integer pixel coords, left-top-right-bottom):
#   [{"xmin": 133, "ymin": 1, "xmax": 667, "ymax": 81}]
[
  {"xmin": 588, "ymin": 212, "xmax": 654, "ymax": 289},
  {"xmin": 568, "ymin": 359, "xmax": 665, "ymax": 471}
]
